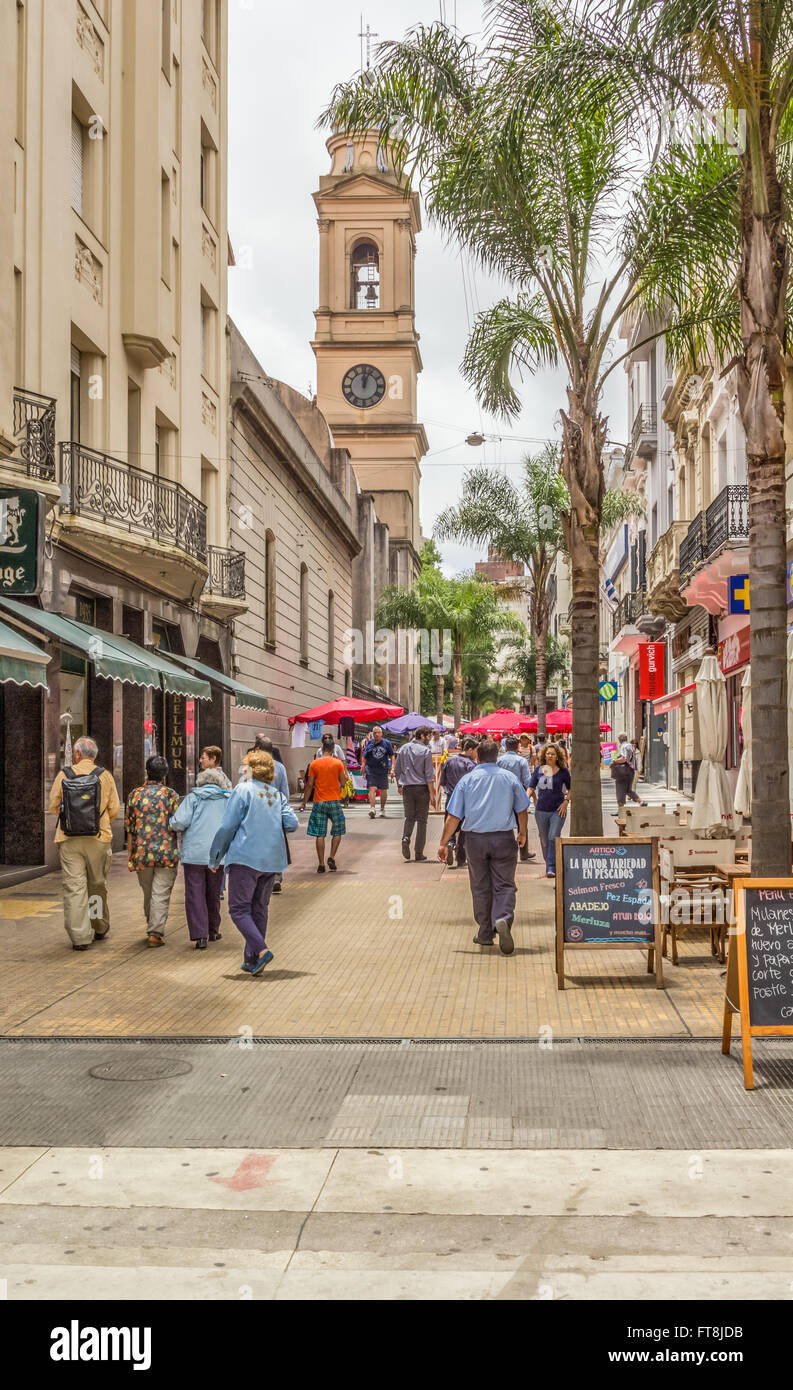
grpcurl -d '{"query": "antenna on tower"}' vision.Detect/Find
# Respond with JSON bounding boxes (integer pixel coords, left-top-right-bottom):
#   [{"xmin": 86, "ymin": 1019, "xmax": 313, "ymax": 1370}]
[{"xmin": 358, "ymin": 14, "xmax": 379, "ymax": 72}]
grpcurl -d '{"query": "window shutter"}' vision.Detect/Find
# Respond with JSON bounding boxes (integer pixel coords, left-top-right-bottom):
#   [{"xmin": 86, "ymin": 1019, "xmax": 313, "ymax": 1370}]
[
  {"xmin": 71, "ymin": 115, "xmax": 84, "ymax": 215},
  {"xmin": 70, "ymin": 344, "xmax": 81, "ymax": 378}
]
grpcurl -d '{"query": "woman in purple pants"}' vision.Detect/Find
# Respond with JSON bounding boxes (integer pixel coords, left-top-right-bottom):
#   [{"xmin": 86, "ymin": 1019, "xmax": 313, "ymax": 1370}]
[
  {"xmin": 208, "ymin": 750, "xmax": 299, "ymax": 975},
  {"xmin": 170, "ymin": 768, "xmax": 230, "ymax": 950}
]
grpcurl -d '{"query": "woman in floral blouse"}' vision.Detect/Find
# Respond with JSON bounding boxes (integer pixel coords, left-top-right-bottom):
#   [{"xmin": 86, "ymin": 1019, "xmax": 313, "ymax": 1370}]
[{"xmin": 125, "ymin": 755, "xmax": 181, "ymax": 947}]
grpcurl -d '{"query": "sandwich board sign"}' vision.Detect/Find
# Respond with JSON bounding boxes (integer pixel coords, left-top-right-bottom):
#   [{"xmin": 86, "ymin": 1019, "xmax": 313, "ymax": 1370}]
[
  {"xmin": 722, "ymin": 879, "xmax": 793, "ymax": 1089},
  {"xmin": 555, "ymin": 837, "xmax": 663, "ymax": 989}
]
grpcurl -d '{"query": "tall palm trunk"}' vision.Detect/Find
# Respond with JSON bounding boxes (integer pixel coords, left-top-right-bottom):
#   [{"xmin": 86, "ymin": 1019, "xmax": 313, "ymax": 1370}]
[
  {"xmin": 561, "ymin": 381, "xmax": 607, "ymax": 837},
  {"xmin": 736, "ymin": 96, "xmax": 790, "ymax": 875},
  {"xmin": 533, "ymin": 603, "xmax": 549, "ymax": 740},
  {"xmin": 452, "ymin": 640, "xmax": 464, "ymax": 727},
  {"xmin": 435, "ymin": 672, "xmax": 445, "ymax": 726}
]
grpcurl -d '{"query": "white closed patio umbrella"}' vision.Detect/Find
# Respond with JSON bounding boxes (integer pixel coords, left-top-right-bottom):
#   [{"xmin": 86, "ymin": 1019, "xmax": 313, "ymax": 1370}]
[
  {"xmin": 691, "ymin": 653, "xmax": 735, "ymax": 838},
  {"xmin": 733, "ymin": 665, "xmax": 751, "ymax": 820}
]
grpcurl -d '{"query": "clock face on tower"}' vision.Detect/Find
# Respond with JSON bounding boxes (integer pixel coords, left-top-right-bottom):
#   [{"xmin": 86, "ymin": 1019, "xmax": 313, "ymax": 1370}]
[{"xmin": 342, "ymin": 364, "xmax": 386, "ymax": 409}]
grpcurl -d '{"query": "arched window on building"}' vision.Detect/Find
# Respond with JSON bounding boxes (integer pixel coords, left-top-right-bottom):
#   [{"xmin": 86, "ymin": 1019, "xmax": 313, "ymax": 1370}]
[
  {"xmin": 327, "ymin": 590, "xmax": 335, "ymax": 677},
  {"xmin": 299, "ymin": 562, "xmax": 309, "ymax": 665},
  {"xmin": 350, "ymin": 241, "xmax": 380, "ymax": 310},
  {"xmin": 264, "ymin": 530, "xmax": 276, "ymax": 646}
]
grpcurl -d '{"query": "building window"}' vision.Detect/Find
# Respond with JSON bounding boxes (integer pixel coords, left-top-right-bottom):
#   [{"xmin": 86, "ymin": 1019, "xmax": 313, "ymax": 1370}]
[
  {"xmin": 327, "ymin": 590, "xmax": 335, "ymax": 677},
  {"xmin": 161, "ymin": 0, "xmax": 171, "ymax": 77},
  {"xmin": 161, "ymin": 172, "xmax": 171, "ymax": 287},
  {"xmin": 70, "ymin": 345, "xmax": 81, "ymax": 444},
  {"xmin": 200, "ymin": 299, "xmax": 216, "ymax": 385},
  {"xmin": 299, "ymin": 563, "xmax": 309, "ymax": 665},
  {"xmin": 350, "ymin": 241, "xmax": 380, "ymax": 310},
  {"xmin": 71, "ymin": 112, "xmax": 84, "ymax": 216},
  {"xmin": 201, "ymin": 0, "xmax": 217, "ymax": 63},
  {"xmin": 200, "ymin": 123, "xmax": 217, "ymax": 225},
  {"xmin": 16, "ymin": 1, "xmax": 25, "ymax": 147},
  {"xmin": 264, "ymin": 530, "xmax": 276, "ymax": 646}
]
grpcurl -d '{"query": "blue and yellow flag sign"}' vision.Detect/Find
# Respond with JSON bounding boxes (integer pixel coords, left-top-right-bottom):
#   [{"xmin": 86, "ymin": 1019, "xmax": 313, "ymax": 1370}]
[
  {"xmin": 728, "ymin": 575, "xmax": 750, "ymax": 614},
  {"xmin": 599, "ymin": 680, "xmax": 617, "ymax": 702}
]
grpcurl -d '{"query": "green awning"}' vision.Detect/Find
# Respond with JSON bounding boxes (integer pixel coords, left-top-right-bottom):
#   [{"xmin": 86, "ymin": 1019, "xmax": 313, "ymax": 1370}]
[
  {"xmin": 167, "ymin": 651, "xmax": 269, "ymax": 711},
  {"xmin": 0, "ymin": 617, "xmax": 51, "ymax": 691},
  {"xmin": 83, "ymin": 628, "xmax": 211, "ymax": 701},
  {"xmin": 0, "ymin": 596, "xmax": 162, "ymax": 689},
  {"xmin": 0, "ymin": 596, "xmax": 211, "ymax": 699}
]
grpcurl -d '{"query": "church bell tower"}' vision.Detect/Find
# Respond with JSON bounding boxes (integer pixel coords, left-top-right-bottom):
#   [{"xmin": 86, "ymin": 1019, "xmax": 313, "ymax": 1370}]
[{"xmin": 312, "ymin": 131, "xmax": 427, "ymax": 595}]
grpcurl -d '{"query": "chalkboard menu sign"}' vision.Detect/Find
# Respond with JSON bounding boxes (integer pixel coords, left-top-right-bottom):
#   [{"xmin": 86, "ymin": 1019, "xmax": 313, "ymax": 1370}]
[
  {"xmin": 555, "ymin": 838, "xmax": 663, "ymax": 990},
  {"xmin": 723, "ymin": 879, "xmax": 793, "ymax": 1089}
]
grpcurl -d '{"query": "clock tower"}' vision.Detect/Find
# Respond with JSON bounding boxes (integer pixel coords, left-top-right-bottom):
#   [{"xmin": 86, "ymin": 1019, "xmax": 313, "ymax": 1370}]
[{"xmin": 312, "ymin": 131, "xmax": 427, "ymax": 596}]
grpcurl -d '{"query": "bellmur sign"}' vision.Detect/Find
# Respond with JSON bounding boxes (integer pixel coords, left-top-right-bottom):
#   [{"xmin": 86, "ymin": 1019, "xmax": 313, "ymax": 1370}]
[{"xmin": 0, "ymin": 487, "xmax": 45, "ymax": 595}]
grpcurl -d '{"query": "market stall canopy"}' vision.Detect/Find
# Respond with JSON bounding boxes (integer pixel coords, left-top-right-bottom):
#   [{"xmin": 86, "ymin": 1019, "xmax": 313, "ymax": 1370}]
[
  {"xmin": 166, "ymin": 651, "xmax": 269, "ymax": 711},
  {"xmin": 0, "ymin": 595, "xmax": 211, "ymax": 699},
  {"xmin": 458, "ymin": 709, "xmax": 534, "ymax": 735},
  {"xmin": 0, "ymin": 616, "xmax": 51, "ymax": 691},
  {"xmin": 288, "ymin": 695, "xmax": 403, "ymax": 726},
  {"xmin": 545, "ymin": 709, "xmax": 573, "ymax": 732},
  {"xmin": 384, "ymin": 712, "xmax": 445, "ymax": 734}
]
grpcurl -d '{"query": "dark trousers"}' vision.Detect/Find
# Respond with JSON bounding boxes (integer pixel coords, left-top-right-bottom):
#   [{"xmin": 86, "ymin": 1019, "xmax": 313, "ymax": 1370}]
[
  {"xmin": 183, "ymin": 863, "xmax": 223, "ymax": 941},
  {"xmin": 465, "ymin": 830, "xmax": 518, "ymax": 941},
  {"xmin": 227, "ymin": 863, "xmax": 275, "ymax": 963},
  {"xmin": 402, "ymin": 784, "xmax": 430, "ymax": 855},
  {"xmin": 445, "ymin": 794, "xmax": 466, "ymax": 863},
  {"xmin": 614, "ymin": 769, "xmax": 640, "ymax": 806}
]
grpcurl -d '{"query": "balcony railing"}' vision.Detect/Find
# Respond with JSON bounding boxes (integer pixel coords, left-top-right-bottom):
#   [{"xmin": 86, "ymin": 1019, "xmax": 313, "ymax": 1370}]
[
  {"xmin": 631, "ymin": 404, "xmax": 657, "ymax": 459},
  {"xmin": 59, "ymin": 442, "xmax": 207, "ymax": 563},
  {"xmin": 205, "ymin": 545, "xmax": 245, "ymax": 599},
  {"xmin": 611, "ymin": 588, "xmax": 646, "ymax": 641},
  {"xmin": 679, "ymin": 484, "xmax": 748, "ymax": 587},
  {"xmin": 12, "ymin": 388, "xmax": 56, "ymax": 480},
  {"xmin": 704, "ymin": 484, "xmax": 748, "ymax": 559},
  {"xmin": 646, "ymin": 519, "xmax": 689, "ymax": 595}
]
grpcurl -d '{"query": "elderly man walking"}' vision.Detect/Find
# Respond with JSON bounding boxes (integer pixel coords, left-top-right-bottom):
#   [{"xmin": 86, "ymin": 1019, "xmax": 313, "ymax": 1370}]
[
  {"xmin": 394, "ymin": 727, "xmax": 435, "ymax": 862},
  {"xmin": 437, "ymin": 738, "xmax": 529, "ymax": 955},
  {"xmin": 48, "ymin": 736, "xmax": 120, "ymax": 951}
]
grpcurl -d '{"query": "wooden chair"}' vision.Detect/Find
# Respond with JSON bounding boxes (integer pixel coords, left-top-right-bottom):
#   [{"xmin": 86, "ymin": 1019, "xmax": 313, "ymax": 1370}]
[{"xmin": 659, "ymin": 838, "xmax": 736, "ymax": 965}]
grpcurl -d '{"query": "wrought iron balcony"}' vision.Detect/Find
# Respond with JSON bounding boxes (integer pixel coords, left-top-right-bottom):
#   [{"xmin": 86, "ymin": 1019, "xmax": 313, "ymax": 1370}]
[
  {"xmin": 59, "ymin": 442, "xmax": 207, "ymax": 563},
  {"xmin": 12, "ymin": 388, "xmax": 56, "ymax": 480},
  {"xmin": 704, "ymin": 484, "xmax": 748, "ymax": 559},
  {"xmin": 205, "ymin": 545, "xmax": 245, "ymax": 599},
  {"xmin": 611, "ymin": 588, "xmax": 646, "ymax": 641},
  {"xmin": 631, "ymin": 404, "xmax": 657, "ymax": 459},
  {"xmin": 678, "ymin": 515, "xmax": 705, "ymax": 585}
]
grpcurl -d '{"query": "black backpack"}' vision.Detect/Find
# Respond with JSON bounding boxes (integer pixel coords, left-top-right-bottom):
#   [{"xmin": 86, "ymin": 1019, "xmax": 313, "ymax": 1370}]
[{"xmin": 59, "ymin": 765, "xmax": 105, "ymax": 837}]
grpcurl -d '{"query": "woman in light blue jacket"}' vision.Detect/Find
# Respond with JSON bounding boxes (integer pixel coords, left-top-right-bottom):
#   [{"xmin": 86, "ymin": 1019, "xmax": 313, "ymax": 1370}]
[
  {"xmin": 169, "ymin": 768, "xmax": 230, "ymax": 950},
  {"xmin": 209, "ymin": 750, "xmax": 299, "ymax": 975}
]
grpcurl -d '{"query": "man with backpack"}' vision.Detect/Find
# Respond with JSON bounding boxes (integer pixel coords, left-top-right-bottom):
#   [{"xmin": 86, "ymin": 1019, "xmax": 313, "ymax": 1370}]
[{"xmin": 48, "ymin": 736, "xmax": 120, "ymax": 951}]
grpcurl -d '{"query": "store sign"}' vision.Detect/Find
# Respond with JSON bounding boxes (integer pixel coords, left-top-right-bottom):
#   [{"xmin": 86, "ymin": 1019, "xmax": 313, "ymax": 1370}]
[
  {"xmin": 719, "ymin": 625, "xmax": 751, "ymax": 674},
  {"xmin": 0, "ymin": 487, "xmax": 45, "ymax": 595},
  {"xmin": 638, "ymin": 642, "xmax": 665, "ymax": 701},
  {"xmin": 728, "ymin": 574, "xmax": 750, "ymax": 614}
]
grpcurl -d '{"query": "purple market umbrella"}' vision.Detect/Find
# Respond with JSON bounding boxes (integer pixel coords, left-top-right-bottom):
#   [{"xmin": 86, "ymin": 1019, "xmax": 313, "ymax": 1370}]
[{"xmin": 383, "ymin": 712, "xmax": 446, "ymax": 735}]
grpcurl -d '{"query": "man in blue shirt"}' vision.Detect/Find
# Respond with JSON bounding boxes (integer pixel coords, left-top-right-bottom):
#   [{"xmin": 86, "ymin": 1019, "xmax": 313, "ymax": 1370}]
[
  {"xmin": 439, "ymin": 736, "xmax": 477, "ymax": 868},
  {"xmin": 361, "ymin": 726, "xmax": 395, "ymax": 820},
  {"xmin": 497, "ymin": 734, "xmax": 537, "ymax": 863},
  {"xmin": 438, "ymin": 738, "xmax": 529, "ymax": 954}
]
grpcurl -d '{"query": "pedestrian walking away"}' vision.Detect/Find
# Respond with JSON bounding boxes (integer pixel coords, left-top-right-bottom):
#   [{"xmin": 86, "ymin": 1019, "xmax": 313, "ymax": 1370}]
[
  {"xmin": 438, "ymin": 738, "xmax": 529, "ymax": 954},
  {"xmin": 209, "ymin": 749, "xmax": 298, "ymax": 974},
  {"xmin": 198, "ymin": 744, "xmax": 233, "ymax": 789},
  {"xmin": 125, "ymin": 756, "xmax": 181, "ymax": 946},
  {"xmin": 498, "ymin": 734, "xmax": 537, "ymax": 861},
  {"xmin": 300, "ymin": 734, "xmax": 348, "ymax": 872},
  {"xmin": 48, "ymin": 735, "xmax": 120, "ymax": 950},
  {"xmin": 362, "ymin": 725, "xmax": 395, "ymax": 818},
  {"xmin": 251, "ymin": 737, "xmax": 291, "ymax": 891},
  {"xmin": 612, "ymin": 731, "xmax": 646, "ymax": 809},
  {"xmin": 439, "ymin": 736, "xmax": 477, "ymax": 867},
  {"xmin": 394, "ymin": 727, "xmax": 434, "ymax": 861},
  {"xmin": 528, "ymin": 743, "xmax": 571, "ymax": 879},
  {"xmin": 169, "ymin": 768, "xmax": 231, "ymax": 949}
]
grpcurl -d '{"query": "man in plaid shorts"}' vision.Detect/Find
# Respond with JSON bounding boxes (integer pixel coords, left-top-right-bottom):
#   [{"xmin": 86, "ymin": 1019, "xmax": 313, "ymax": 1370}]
[{"xmin": 299, "ymin": 733, "xmax": 348, "ymax": 873}]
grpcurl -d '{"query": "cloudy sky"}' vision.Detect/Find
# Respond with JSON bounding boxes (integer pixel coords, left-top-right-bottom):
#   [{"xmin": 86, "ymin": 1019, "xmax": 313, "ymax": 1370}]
[{"xmin": 228, "ymin": 0, "xmax": 628, "ymax": 574}]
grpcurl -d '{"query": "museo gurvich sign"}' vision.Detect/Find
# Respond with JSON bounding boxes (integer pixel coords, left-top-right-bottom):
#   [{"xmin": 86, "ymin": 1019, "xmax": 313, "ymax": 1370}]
[{"xmin": 0, "ymin": 487, "xmax": 45, "ymax": 595}]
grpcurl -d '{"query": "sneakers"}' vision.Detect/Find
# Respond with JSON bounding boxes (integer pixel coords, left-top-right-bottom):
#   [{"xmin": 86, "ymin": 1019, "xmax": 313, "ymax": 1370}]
[
  {"xmin": 317, "ymin": 864, "xmax": 326, "ymax": 874},
  {"xmin": 146, "ymin": 935, "xmax": 165, "ymax": 947},
  {"xmin": 327, "ymin": 857, "xmax": 337, "ymax": 872},
  {"xmin": 72, "ymin": 943, "xmax": 91, "ymax": 952},
  {"xmin": 242, "ymin": 949, "xmax": 273, "ymax": 976},
  {"xmin": 494, "ymin": 918, "xmax": 515, "ymax": 956},
  {"xmin": 272, "ymin": 881, "xmax": 282, "ymax": 893},
  {"xmin": 369, "ymin": 808, "xmax": 376, "ymax": 819},
  {"xmin": 195, "ymin": 939, "xmax": 208, "ymax": 951},
  {"xmin": 93, "ymin": 929, "xmax": 109, "ymax": 941},
  {"xmin": 472, "ymin": 934, "xmax": 494, "ymax": 946},
  {"xmin": 446, "ymin": 857, "xmax": 456, "ymax": 869},
  {"xmin": 401, "ymin": 838, "xmax": 411, "ymax": 861},
  {"xmin": 379, "ymin": 810, "xmax": 386, "ymax": 818}
]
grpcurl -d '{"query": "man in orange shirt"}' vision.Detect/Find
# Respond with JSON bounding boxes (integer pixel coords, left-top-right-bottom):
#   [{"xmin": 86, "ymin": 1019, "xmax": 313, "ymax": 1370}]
[{"xmin": 299, "ymin": 733, "xmax": 348, "ymax": 873}]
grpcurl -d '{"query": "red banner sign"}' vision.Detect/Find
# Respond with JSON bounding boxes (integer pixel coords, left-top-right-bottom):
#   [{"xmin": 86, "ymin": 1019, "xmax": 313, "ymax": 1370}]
[
  {"xmin": 718, "ymin": 625, "xmax": 751, "ymax": 674},
  {"xmin": 639, "ymin": 642, "xmax": 665, "ymax": 701}
]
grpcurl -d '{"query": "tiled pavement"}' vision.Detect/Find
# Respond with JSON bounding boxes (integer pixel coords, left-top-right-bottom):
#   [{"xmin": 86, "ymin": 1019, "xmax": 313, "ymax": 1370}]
[{"xmin": 2, "ymin": 785, "xmax": 723, "ymax": 1040}]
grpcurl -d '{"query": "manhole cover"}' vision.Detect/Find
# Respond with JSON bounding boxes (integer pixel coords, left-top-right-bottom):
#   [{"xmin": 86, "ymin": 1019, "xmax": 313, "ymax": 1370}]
[{"xmin": 89, "ymin": 1057, "xmax": 193, "ymax": 1082}]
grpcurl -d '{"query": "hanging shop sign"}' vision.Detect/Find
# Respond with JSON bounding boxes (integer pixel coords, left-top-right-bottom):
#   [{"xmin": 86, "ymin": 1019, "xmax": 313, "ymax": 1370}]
[
  {"xmin": 0, "ymin": 487, "xmax": 45, "ymax": 596},
  {"xmin": 718, "ymin": 625, "xmax": 751, "ymax": 674},
  {"xmin": 728, "ymin": 575, "xmax": 750, "ymax": 614},
  {"xmin": 555, "ymin": 838, "xmax": 663, "ymax": 990},
  {"xmin": 599, "ymin": 680, "xmax": 618, "ymax": 702},
  {"xmin": 638, "ymin": 642, "xmax": 665, "ymax": 701},
  {"xmin": 722, "ymin": 880, "xmax": 793, "ymax": 1089}
]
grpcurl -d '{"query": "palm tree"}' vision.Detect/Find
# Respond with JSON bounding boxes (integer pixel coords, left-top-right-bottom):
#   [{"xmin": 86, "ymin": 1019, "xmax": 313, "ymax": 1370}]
[
  {"xmin": 569, "ymin": 0, "xmax": 793, "ymax": 877},
  {"xmin": 503, "ymin": 633, "xmax": 570, "ymax": 711},
  {"xmin": 322, "ymin": 4, "xmax": 725, "ymax": 835}
]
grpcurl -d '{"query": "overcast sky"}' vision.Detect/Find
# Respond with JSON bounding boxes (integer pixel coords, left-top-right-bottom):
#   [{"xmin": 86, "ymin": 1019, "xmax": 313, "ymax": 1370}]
[{"xmin": 228, "ymin": 0, "xmax": 628, "ymax": 575}]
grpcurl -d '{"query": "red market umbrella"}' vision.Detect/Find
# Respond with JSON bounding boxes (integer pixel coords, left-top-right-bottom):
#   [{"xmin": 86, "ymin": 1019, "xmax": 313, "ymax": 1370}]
[
  {"xmin": 458, "ymin": 708, "xmax": 535, "ymax": 735},
  {"xmin": 599, "ymin": 722, "xmax": 612, "ymax": 733},
  {"xmin": 288, "ymin": 696, "xmax": 404, "ymax": 726}
]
